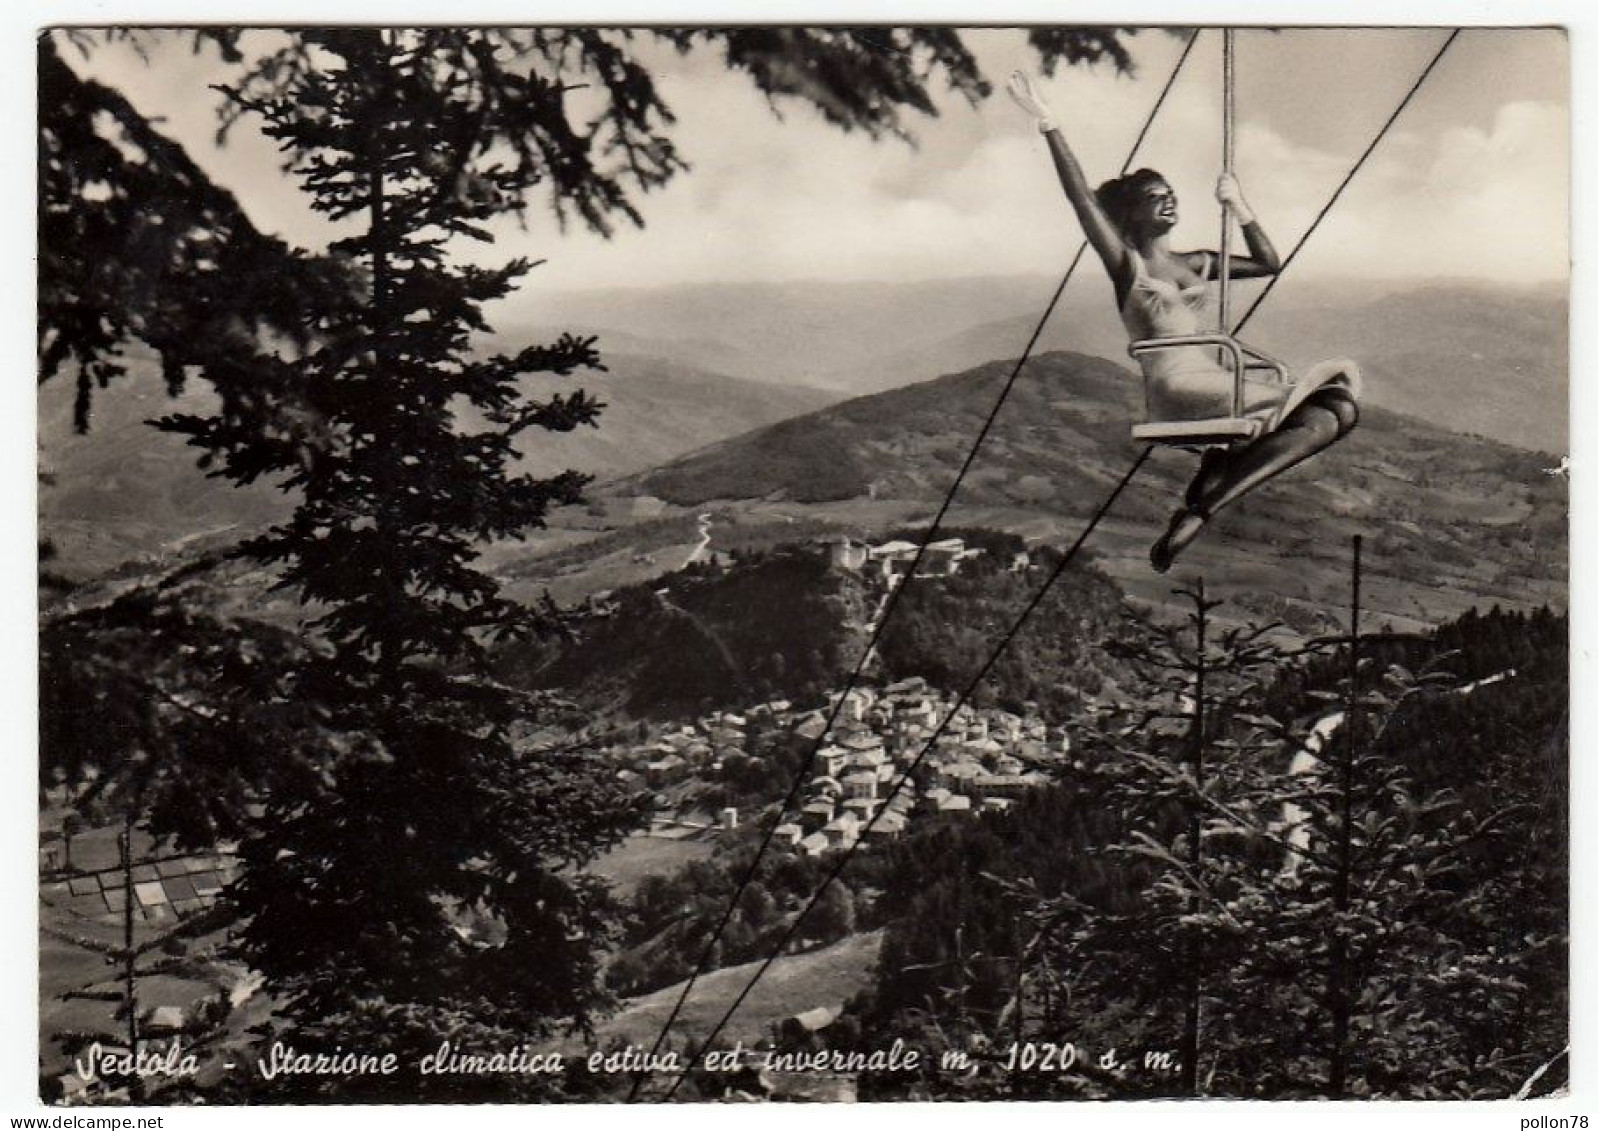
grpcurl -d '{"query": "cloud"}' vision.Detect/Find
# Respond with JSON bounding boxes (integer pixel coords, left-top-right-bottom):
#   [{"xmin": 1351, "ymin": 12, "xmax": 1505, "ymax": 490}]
[
  {"xmin": 67, "ymin": 30, "xmax": 1568, "ymax": 292},
  {"xmin": 1257, "ymin": 100, "xmax": 1570, "ymax": 283},
  {"xmin": 505, "ymin": 37, "xmax": 1566, "ymax": 292}
]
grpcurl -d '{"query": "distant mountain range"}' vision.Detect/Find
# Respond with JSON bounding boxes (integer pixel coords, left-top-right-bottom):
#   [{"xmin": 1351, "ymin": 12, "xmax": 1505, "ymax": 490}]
[
  {"xmin": 39, "ymin": 357, "xmax": 291, "ymax": 581},
  {"xmin": 490, "ymin": 275, "xmax": 1057, "ymax": 394},
  {"xmin": 491, "ymin": 351, "xmax": 836, "ymax": 479},
  {"xmin": 499, "ymin": 276, "xmax": 1566, "ymax": 453},
  {"xmin": 38, "ymin": 346, "xmax": 834, "ymax": 578},
  {"xmin": 40, "ymin": 274, "xmax": 1567, "ymax": 615},
  {"xmin": 624, "ymin": 350, "xmax": 1566, "ymax": 632}
]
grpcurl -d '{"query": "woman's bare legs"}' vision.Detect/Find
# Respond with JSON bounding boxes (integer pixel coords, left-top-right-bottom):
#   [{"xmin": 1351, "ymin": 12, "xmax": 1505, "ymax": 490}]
[
  {"xmin": 1184, "ymin": 447, "xmax": 1229, "ymax": 508},
  {"xmin": 1151, "ymin": 391, "xmax": 1359, "ymax": 572}
]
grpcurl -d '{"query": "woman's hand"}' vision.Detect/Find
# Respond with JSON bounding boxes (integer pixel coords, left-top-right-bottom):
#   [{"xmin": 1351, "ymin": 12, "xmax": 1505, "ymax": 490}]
[
  {"xmin": 1006, "ymin": 71, "xmax": 1056, "ymax": 131},
  {"xmin": 1016, "ymin": 69, "xmax": 1127, "ymax": 284},
  {"xmin": 1217, "ymin": 173, "xmax": 1281, "ymax": 274},
  {"xmin": 1216, "ymin": 172, "xmax": 1257, "ymax": 225}
]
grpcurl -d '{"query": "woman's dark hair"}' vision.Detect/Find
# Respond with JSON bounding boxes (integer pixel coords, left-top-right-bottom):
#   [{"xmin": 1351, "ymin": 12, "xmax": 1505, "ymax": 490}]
[{"xmin": 1096, "ymin": 168, "xmax": 1169, "ymax": 234}]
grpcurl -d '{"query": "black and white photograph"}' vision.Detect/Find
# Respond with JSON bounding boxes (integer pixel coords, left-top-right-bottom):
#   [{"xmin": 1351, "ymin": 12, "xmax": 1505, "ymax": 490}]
[{"xmin": 28, "ymin": 12, "xmax": 1575, "ymax": 1115}]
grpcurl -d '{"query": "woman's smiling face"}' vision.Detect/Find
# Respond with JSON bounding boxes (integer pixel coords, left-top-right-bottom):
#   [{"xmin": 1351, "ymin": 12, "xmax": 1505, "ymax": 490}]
[{"xmin": 1134, "ymin": 180, "xmax": 1179, "ymax": 232}]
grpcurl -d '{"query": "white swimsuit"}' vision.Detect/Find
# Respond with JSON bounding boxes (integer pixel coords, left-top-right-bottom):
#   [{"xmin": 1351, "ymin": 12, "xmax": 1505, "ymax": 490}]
[{"xmin": 1117, "ymin": 248, "xmax": 1361, "ymax": 429}]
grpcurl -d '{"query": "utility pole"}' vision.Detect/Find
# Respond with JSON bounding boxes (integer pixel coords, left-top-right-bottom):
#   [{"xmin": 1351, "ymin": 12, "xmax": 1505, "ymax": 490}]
[
  {"xmin": 1328, "ymin": 535, "xmax": 1362, "ymax": 1094},
  {"xmin": 118, "ymin": 815, "xmax": 138, "ymax": 1053},
  {"xmin": 1011, "ymin": 910, "xmax": 1025, "ymax": 1052},
  {"xmin": 1178, "ymin": 581, "xmax": 1218, "ymax": 1095}
]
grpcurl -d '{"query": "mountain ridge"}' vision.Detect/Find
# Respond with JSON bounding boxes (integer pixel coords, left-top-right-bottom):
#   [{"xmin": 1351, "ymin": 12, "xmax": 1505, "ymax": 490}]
[
  {"xmin": 617, "ymin": 348, "xmax": 1565, "ymax": 632},
  {"xmin": 38, "ymin": 345, "xmax": 837, "ymax": 579},
  {"xmin": 498, "ymin": 276, "xmax": 1566, "ymax": 451}
]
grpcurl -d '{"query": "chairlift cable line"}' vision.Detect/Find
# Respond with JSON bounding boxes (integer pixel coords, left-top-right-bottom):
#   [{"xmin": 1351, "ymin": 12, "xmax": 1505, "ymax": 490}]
[
  {"xmin": 624, "ymin": 31, "xmax": 1202, "ymax": 1093},
  {"xmin": 651, "ymin": 29, "xmax": 1463, "ymax": 1098},
  {"xmin": 1218, "ymin": 29, "xmax": 1236, "ymax": 339},
  {"xmin": 658, "ymin": 445, "xmax": 1153, "ymax": 1101}
]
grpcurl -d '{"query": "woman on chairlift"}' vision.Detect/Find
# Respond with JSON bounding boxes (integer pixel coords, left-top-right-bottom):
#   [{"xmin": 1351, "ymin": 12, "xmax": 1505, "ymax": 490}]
[{"xmin": 1008, "ymin": 71, "xmax": 1361, "ymax": 573}]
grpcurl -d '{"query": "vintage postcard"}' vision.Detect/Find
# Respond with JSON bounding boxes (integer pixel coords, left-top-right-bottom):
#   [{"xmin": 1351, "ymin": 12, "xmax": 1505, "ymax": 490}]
[{"xmin": 33, "ymin": 20, "xmax": 1570, "ymax": 1114}]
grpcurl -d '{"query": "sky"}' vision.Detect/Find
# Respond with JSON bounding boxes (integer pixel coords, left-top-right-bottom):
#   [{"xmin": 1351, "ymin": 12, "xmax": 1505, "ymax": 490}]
[
  {"xmin": 65, "ymin": 26, "xmax": 1572, "ymax": 295},
  {"xmin": 62, "ymin": 26, "xmax": 1568, "ymax": 295}
]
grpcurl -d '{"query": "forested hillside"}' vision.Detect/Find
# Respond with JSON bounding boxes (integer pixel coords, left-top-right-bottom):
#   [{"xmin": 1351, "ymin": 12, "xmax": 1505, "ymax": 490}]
[
  {"xmin": 839, "ymin": 605, "xmax": 1566, "ymax": 1100},
  {"xmin": 496, "ymin": 533, "xmax": 1137, "ymax": 723},
  {"xmin": 496, "ymin": 548, "xmax": 862, "ymax": 720},
  {"xmin": 623, "ymin": 349, "xmax": 1565, "ymax": 633}
]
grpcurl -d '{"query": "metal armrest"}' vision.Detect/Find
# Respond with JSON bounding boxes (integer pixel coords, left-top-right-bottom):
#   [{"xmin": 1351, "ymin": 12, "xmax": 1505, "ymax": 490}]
[
  {"xmin": 1129, "ymin": 334, "xmax": 1243, "ymax": 367},
  {"xmin": 1237, "ymin": 341, "xmax": 1289, "ymax": 384}
]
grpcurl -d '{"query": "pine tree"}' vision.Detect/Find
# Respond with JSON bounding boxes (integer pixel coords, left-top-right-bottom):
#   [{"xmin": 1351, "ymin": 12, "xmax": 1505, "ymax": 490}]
[
  {"xmin": 1040, "ymin": 585, "xmax": 1522, "ymax": 1098},
  {"xmin": 1044, "ymin": 587, "xmax": 1295, "ymax": 1097},
  {"xmin": 845, "ymin": 602, "xmax": 1565, "ymax": 1102},
  {"xmin": 140, "ymin": 31, "xmax": 650, "ymax": 1098},
  {"xmin": 809, "ymin": 881, "xmax": 857, "ymax": 944},
  {"xmin": 1255, "ymin": 633, "xmax": 1539, "ymax": 1098}
]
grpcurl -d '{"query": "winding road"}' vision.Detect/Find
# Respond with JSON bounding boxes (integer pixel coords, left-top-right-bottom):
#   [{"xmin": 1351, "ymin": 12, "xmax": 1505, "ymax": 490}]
[
  {"xmin": 682, "ymin": 512, "xmax": 713, "ymax": 570},
  {"xmin": 1276, "ymin": 668, "xmax": 1518, "ymax": 880}
]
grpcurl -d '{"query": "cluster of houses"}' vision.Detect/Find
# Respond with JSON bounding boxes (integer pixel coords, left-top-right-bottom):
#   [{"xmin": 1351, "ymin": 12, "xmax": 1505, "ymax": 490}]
[
  {"xmin": 828, "ymin": 535, "xmax": 984, "ymax": 582},
  {"xmin": 616, "ymin": 698, "xmax": 796, "ymax": 792},
  {"xmin": 603, "ymin": 672, "xmax": 1071, "ymax": 857},
  {"xmin": 579, "ymin": 534, "xmax": 1033, "ymax": 625},
  {"xmin": 770, "ymin": 677, "xmax": 1065, "ymax": 857},
  {"xmin": 828, "ymin": 535, "xmax": 1033, "ymax": 582}
]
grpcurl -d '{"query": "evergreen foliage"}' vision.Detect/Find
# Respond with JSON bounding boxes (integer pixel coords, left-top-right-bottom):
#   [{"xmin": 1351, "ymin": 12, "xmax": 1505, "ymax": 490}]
[
  {"xmin": 875, "ymin": 546, "xmax": 1127, "ymax": 716},
  {"xmin": 607, "ymin": 834, "xmax": 844, "ymax": 996},
  {"xmin": 850, "ymin": 604, "xmax": 1567, "ymax": 1100},
  {"xmin": 501, "ymin": 546, "xmax": 856, "ymax": 719},
  {"xmin": 38, "ymin": 34, "xmax": 353, "ymax": 434}
]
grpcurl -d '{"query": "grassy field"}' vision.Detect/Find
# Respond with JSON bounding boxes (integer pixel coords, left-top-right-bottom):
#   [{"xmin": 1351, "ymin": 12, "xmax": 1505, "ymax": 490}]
[
  {"xmin": 585, "ymin": 832, "xmax": 718, "ymax": 900},
  {"xmin": 587, "ymin": 929, "xmax": 883, "ymax": 1051}
]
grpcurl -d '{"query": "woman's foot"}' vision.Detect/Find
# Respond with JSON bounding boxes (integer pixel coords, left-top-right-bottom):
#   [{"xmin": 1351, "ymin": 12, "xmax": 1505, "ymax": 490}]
[{"xmin": 1150, "ymin": 506, "xmax": 1207, "ymax": 573}]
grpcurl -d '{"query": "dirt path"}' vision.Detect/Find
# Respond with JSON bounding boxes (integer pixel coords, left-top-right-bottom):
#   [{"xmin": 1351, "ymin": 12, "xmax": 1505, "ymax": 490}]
[
  {"xmin": 682, "ymin": 512, "xmax": 713, "ymax": 569},
  {"xmin": 655, "ymin": 585, "xmax": 747, "ymax": 694}
]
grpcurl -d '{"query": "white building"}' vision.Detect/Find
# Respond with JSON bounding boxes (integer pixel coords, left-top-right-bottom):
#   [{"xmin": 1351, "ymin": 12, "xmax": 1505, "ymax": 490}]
[
  {"xmin": 823, "ymin": 814, "xmax": 861, "ymax": 848},
  {"xmin": 842, "ymin": 797, "xmax": 878, "ymax": 823},
  {"xmin": 800, "ymin": 832, "xmax": 831, "ymax": 858},
  {"xmin": 842, "ymin": 771, "xmax": 878, "ymax": 801}
]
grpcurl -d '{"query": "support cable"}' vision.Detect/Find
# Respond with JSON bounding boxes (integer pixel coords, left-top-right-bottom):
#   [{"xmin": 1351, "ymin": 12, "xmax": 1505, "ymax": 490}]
[{"xmin": 649, "ymin": 28, "xmax": 1465, "ymax": 1097}]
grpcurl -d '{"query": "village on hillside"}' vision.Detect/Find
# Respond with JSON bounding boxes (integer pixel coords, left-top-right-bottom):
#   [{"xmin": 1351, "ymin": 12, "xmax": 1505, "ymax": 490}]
[
  {"xmin": 580, "ymin": 531, "xmax": 1034, "ymax": 621},
  {"xmin": 825, "ymin": 534, "xmax": 1030, "ymax": 581},
  {"xmin": 618, "ymin": 673, "xmax": 1068, "ymax": 854}
]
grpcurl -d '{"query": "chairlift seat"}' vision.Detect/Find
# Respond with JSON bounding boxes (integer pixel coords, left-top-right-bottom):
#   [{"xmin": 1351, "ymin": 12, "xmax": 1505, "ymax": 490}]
[
  {"xmin": 1127, "ymin": 333, "xmax": 1288, "ymax": 450},
  {"xmin": 1130, "ymin": 417, "xmax": 1262, "ymax": 447}
]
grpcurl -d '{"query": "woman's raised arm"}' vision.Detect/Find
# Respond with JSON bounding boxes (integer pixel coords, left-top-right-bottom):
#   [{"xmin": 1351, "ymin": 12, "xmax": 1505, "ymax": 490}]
[{"xmin": 1007, "ymin": 72, "xmax": 1128, "ymax": 286}]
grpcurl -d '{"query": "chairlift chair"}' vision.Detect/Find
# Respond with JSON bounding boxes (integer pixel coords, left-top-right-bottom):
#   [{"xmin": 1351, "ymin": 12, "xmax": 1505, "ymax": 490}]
[
  {"xmin": 1128, "ymin": 334, "xmax": 1289, "ymax": 449},
  {"xmin": 1128, "ymin": 29, "xmax": 1289, "ymax": 452}
]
